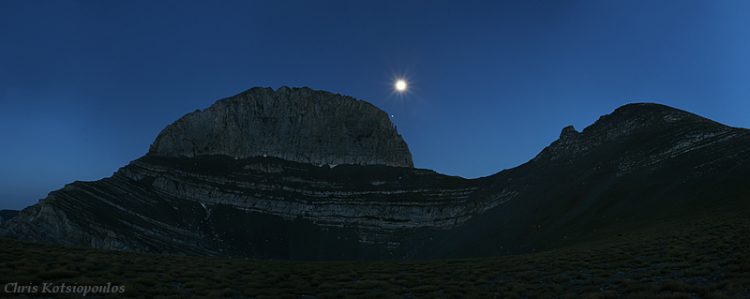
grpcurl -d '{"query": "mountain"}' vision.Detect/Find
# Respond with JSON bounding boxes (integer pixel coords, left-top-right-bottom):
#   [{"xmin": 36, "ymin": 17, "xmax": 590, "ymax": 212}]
[
  {"xmin": 2, "ymin": 88, "xmax": 749, "ymax": 260},
  {"xmin": 0, "ymin": 210, "xmax": 19, "ymax": 225},
  {"xmin": 422, "ymin": 103, "xmax": 750, "ymax": 257},
  {"xmin": 150, "ymin": 86, "xmax": 413, "ymax": 167}
]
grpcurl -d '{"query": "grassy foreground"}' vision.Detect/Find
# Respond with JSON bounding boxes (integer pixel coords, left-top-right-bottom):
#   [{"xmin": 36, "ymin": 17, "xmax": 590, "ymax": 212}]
[{"xmin": 1, "ymin": 212, "xmax": 749, "ymax": 298}]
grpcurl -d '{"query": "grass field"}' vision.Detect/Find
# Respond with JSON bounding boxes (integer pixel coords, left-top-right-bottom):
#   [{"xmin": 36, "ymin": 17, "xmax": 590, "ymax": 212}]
[{"xmin": 1, "ymin": 210, "xmax": 749, "ymax": 298}]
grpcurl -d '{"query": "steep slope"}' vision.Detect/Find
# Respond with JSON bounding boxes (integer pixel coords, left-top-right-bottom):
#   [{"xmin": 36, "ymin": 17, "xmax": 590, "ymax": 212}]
[{"xmin": 2, "ymin": 91, "xmax": 749, "ymax": 260}]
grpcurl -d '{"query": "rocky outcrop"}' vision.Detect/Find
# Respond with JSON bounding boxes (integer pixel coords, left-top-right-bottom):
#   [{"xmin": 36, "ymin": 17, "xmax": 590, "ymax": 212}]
[
  {"xmin": 149, "ymin": 87, "xmax": 413, "ymax": 168},
  {"xmin": 0, "ymin": 154, "xmax": 516, "ymax": 258},
  {"xmin": 3, "ymin": 95, "xmax": 750, "ymax": 260}
]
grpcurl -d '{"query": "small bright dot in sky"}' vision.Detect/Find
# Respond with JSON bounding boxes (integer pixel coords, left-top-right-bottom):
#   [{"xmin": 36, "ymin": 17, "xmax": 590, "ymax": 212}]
[{"xmin": 395, "ymin": 79, "xmax": 407, "ymax": 92}]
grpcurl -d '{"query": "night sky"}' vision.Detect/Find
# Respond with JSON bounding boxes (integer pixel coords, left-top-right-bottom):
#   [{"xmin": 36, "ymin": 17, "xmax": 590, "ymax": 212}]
[{"xmin": 2, "ymin": 1, "xmax": 749, "ymax": 210}]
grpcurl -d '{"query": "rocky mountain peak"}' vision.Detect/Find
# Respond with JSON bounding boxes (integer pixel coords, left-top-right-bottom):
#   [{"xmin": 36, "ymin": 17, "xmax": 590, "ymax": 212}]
[
  {"xmin": 582, "ymin": 103, "xmax": 714, "ymax": 136},
  {"xmin": 535, "ymin": 103, "xmax": 730, "ymax": 162},
  {"xmin": 148, "ymin": 87, "xmax": 414, "ymax": 167},
  {"xmin": 559, "ymin": 125, "xmax": 580, "ymax": 140}
]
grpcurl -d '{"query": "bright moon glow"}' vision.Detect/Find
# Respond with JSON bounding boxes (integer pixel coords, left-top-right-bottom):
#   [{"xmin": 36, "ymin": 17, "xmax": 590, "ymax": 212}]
[{"xmin": 395, "ymin": 79, "xmax": 407, "ymax": 92}]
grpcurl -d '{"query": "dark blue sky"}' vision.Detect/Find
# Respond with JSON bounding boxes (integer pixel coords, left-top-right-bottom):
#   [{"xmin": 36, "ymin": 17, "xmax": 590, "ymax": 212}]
[{"xmin": 2, "ymin": 1, "xmax": 749, "ymax": 210}]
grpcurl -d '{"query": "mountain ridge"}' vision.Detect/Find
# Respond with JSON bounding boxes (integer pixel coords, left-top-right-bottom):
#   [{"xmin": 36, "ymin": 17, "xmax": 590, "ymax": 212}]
[{"xmin": 2, "ymin": 88, "xmax": 749, "ymax": 260}]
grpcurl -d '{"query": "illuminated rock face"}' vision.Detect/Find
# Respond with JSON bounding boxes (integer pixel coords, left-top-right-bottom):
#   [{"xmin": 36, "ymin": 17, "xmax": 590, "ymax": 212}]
[{"xmin": 148, "ymin": 86, "xmax": 414, "ymax": 168}]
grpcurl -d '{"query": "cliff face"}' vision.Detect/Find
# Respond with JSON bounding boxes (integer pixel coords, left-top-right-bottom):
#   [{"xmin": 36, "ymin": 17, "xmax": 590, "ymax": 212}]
[
  {"xmin": 149, "ymin": 87, "xmax": 413, "ymax": 168},
  {"xmin": 3, "ymin": 91, "xmax": 750, "ymax": 260}
]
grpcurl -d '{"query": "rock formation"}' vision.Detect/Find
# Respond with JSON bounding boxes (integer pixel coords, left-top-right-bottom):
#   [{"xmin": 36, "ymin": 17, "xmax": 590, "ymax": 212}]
[
  {"xmin": 2, "ymin": 89, "xmax": 750, "ymax": 260},
  {"xmin": 149, "ymin": 87, "xmax": 413, "ymax": 168}
]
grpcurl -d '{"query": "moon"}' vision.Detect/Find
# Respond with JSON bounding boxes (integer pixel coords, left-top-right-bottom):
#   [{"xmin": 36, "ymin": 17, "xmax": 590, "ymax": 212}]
[{"xmin": 394, "ymin": 79, "xmax": 407, "ymax": 92}]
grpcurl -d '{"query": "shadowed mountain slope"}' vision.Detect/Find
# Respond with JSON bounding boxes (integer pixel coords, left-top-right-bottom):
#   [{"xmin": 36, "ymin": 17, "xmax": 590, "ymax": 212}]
[{"xmin": 0, "ymin": 210, "xmax": 19, "ymax": 225}]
